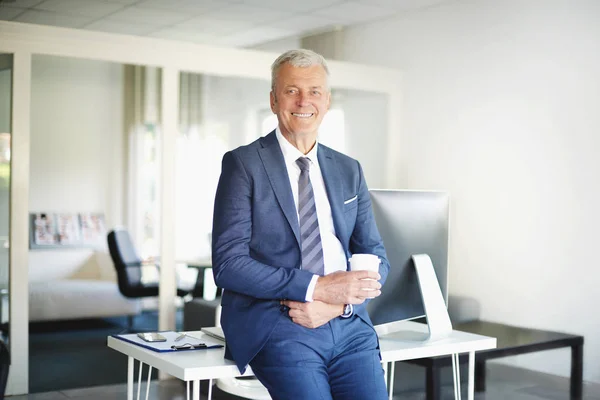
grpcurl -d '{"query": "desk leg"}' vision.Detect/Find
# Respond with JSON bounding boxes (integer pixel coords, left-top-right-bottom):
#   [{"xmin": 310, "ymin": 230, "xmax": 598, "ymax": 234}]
[
  {"xmin": 208, "ymin": 379, "xmax": 213, "ymax": 400},
  {"xmin": 426, "ymin": 363, "xmax": 441, "ymax": 400},
  {"xmin": 145, "ymin": 366, "xmax": 153, "ymax": 400},
  {"xmin": 475, "ymin": 359, "xmax": 486, "ymax": 392},
  {"xmin": 571, "ymin": 343, "xmax": 583, "ymax": 399},
  {"xmin": 452, "ymin": 353, "xmax": 462, "ymax": 400},
  {"xmin": 388, "ymin": 361, "xmax": 395, "ymax": 400},
  {"xmin": 137, "ymin": 362, "xmax": 143, "ymax": 400},
  {"xmin": 382, "ymin": 362, "xmax": 388, "ymax": 389},
  {"xmin": 127, "ymin": 357, "xmax": 134, "ymax": 400},
  {"xmin": 193, "ymin": 380, "xmax": 200, "ymax": 400},
  {"xmin": 468, "ymin": 351, "xmax": 475, "ymax": 400}
]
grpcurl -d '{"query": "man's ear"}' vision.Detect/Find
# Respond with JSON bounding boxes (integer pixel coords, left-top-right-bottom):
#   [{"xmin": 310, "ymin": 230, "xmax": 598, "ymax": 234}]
[
  {"xmin": 270, "ymin": 91, "xmax": 277, "ymax": 113},
  {"xmin": 326, "ymin": 91, "xmax": 331, "ymax": 111}
]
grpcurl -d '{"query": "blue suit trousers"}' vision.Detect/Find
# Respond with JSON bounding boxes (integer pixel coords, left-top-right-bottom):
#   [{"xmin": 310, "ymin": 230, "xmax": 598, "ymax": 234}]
[{"xmin": 249, "ymin": 315, "xmax": 388, "ymax": 400}]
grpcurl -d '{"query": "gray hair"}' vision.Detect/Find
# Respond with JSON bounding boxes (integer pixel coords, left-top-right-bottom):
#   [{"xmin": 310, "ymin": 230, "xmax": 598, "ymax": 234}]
[{"xmin": 270, "ymin": 49, "xmax": 330, "ymax": 91}]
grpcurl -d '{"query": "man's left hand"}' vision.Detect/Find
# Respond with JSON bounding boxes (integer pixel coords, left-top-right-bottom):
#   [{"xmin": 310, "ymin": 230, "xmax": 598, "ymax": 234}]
[{"xmin": 280, "ymin": 300, "xmax": 343, "ymax": 329}]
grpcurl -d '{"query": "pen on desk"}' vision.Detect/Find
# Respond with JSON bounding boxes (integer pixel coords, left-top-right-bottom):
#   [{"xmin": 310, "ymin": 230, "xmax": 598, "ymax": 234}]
[
  {"xmin": 171, "ymin": 343, "xmax": 207, "ymax": 350},
  {"xmin": 174, "ymin": 333, "xmax": 186, "ymax": 342}
]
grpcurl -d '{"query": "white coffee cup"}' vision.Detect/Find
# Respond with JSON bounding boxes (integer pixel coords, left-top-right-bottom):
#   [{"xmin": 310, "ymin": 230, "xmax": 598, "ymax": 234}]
[
  {"xmin": 349, "ymin": 254, "xmax": 380, "ymax": 298},
  {"xmin": 349, "ymin": 253, "xmax": 381, "ymax": 272}
]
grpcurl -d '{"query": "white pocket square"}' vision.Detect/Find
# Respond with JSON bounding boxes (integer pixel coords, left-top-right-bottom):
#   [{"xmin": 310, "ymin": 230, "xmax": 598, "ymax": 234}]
[{"xmin": 344, "ymin": 195, "xmax": 358, "ymax": 205}]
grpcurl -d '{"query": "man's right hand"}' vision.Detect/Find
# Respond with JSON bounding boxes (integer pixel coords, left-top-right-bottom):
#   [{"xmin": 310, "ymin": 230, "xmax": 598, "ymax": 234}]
[{"xmin": 312, "ymin": 270, "xmax": 382, "ymax": 305}]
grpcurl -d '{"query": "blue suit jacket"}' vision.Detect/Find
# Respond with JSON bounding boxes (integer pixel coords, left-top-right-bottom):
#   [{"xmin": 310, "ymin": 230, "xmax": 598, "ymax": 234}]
[{"xmin": 212, "ymin": 131, "xmax": 389, "ymax": 373}]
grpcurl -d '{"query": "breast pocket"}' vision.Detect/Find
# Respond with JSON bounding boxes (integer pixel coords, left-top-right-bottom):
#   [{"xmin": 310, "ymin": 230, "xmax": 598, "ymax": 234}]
[
  {"xmin": 343, "ymin": 195, "xmax": 358, "ymax": 232},
  {"xmin": 343, "ymin": 195, "xmax": 358, "ymax": 213}
]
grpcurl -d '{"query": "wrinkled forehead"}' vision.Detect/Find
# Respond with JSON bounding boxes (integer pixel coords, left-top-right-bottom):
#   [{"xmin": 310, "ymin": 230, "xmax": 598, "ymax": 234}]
[{"xmin": 274, "ymin": 63, "xmax": 330, "ymax": 91}]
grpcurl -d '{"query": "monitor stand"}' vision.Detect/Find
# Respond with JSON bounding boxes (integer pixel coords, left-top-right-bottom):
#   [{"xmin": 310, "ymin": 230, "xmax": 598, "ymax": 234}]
[{"xmin": 375, "ymin": 254, "xmax": 453, "ymax": 342}]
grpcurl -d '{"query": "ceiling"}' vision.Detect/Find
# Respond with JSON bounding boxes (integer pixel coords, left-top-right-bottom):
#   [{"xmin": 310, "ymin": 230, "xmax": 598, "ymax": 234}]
[{"xmin": 0, "ymin": 0, "xmax": 451, "ymax": 48}]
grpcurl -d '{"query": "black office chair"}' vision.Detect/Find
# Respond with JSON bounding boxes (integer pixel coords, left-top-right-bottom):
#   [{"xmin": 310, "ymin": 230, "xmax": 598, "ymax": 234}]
[{"xmin": 107, "ymin": 229, "xmax": 191, "ymax": 299}]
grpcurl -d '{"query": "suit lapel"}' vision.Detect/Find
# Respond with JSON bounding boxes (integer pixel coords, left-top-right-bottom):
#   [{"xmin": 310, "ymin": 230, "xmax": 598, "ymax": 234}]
[
  {"xmin": 258, "ymin": 131, "xmax": 301, "ymax": 246},
  {"xmin": 318, "ymin": 145, "xmax": 348, "ymax": 253}
]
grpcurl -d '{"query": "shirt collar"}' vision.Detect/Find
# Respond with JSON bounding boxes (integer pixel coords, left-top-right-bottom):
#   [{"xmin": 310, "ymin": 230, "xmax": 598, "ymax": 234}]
[{"xmin": 275, "ymin": 126, "xmax": 319, "ymax": 166}]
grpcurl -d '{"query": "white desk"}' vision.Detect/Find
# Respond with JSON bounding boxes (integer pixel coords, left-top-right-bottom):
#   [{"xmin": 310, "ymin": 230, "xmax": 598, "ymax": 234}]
[
  {"xmin": 376, "ymin": 321, "xmax": 496, "ymax": 400},
  {"xmin": 107, "ymin": 321, "xmax": 496, "ymax": 400}
]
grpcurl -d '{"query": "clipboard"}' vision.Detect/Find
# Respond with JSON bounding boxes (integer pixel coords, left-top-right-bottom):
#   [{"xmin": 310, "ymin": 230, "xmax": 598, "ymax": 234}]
[{"xmin": 112, "ymin": 331, "xmax": 224, "ymax": 353}]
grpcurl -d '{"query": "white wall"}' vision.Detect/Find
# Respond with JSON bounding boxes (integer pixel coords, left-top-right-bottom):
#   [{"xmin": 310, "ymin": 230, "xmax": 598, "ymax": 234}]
[
  {"xmin": 29, "ymin": 55, "xmax": 125, "ymax": 273},
  {"xmin": 338, "ymin": 89, "xmax": 389, "ymax": 189},
  {"xmin": 340, "ymin": 0, "xmax": 600, "ymax": 384},
  {"xmin": 30, "ymin": 55, "xmax": 125, "ymax": 226}
]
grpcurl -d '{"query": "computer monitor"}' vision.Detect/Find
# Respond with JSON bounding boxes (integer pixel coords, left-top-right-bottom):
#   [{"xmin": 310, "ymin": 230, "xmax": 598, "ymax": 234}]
[{"xmin": 366, "ymin": 189, "xmax": 450, "ymax": 327}]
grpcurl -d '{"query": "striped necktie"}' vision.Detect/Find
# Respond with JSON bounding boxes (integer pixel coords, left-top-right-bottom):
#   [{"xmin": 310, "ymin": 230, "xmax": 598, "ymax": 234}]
[{"xmin": 296, "ymin": 157, "xmax": 325, "ymax": 276}]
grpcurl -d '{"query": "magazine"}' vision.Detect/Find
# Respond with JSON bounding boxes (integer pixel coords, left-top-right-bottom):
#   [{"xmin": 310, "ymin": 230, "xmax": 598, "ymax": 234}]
[
  {"xmin": 55, "ymin": 213, "xmax": 82, "ymax": 245},
  {"xmin": 80, "ymin": 213, "xmax": 107, "ymax": 245},
  {"xmin": 32, "ymin": 213, "xmax": 58, "ymax": 245}
]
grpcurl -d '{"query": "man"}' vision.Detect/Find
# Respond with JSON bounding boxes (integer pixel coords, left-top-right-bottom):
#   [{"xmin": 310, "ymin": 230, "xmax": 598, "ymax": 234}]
[{"xmin": 212, "ymin": 49, "xmax": 389, "ymax": 400}]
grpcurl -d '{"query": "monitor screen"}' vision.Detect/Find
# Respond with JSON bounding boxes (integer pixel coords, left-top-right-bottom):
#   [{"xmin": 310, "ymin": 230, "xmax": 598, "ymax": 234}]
[{"xmin": 366, "ymin": 189, "xmax": 449, "ymax": 326}]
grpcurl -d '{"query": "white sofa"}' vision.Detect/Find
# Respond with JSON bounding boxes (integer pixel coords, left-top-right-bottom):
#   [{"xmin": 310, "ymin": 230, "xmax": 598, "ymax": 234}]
[{"xmin": 28, "ymin": 248, "xmax": 141, "ymax": 322}]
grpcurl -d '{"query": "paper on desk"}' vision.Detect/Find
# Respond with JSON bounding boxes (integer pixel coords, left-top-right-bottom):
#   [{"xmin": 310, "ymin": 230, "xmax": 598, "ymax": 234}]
[
  {"xmin": 183, "ymin": 332, "xmax": 226, "ymax": 347},
  {"xmin": 196, "ymin": 326, "xmax": 226, "ymax": 343},
  {"xmin": 112, "ymin": 331, "xmax": 224, "ymax": 353}
]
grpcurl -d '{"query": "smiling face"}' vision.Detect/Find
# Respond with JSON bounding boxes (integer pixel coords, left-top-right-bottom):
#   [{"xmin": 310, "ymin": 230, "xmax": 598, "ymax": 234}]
[{"xmin": 270, "ymin": 62, "xmax": 331, "ymax": 144}]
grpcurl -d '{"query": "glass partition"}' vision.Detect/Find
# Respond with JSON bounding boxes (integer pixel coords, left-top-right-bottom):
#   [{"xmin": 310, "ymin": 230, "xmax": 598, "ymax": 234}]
[
  {"xmin": 175, "ymin": 73, "xmax": 271, "ymax": 263},
  {"xmin": 0, "ymin": 54, "xmax": 12, "ymax": 342},
  {"xmin": 28, "ymin": 54, "xmax": 132, "ymax": 392}
]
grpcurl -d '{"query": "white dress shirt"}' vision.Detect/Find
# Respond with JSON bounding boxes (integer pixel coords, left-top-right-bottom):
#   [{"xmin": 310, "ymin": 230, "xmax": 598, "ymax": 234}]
[{"xmin": 275, "ymin": 128, "xmax": 347, "ymax": 301}]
